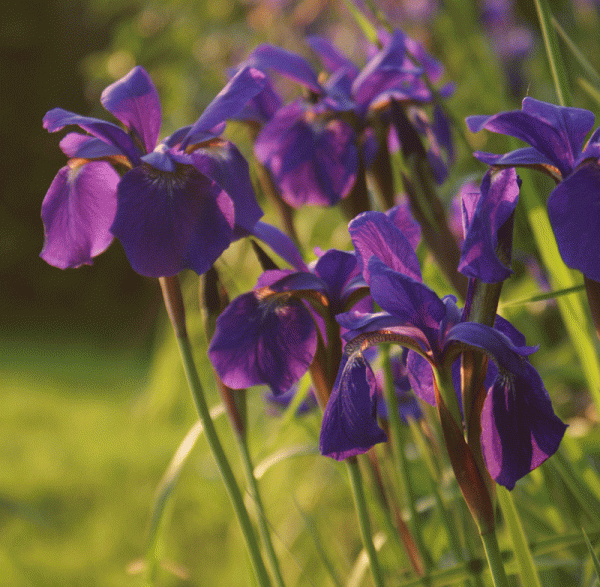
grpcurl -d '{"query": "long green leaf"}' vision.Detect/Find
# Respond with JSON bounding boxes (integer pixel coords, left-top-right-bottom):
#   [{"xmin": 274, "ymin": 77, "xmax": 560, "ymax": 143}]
[
  {"xmin": 552, "ymin": 17, "xmax": 600, "ymax": 84},
  {"xmin": 533, "ymin": 0, "xmax": 570, "ymax": 105},
  {"xmin": 497, "ymin": 487, "xmax": 542, "ymax": 587},
  {"xmin": 499, "ymin": 284, "xmax": 585, "ymax": 308},
  {"xmin": 582, "ymin": 527, "xmax": 600, "ymax": 582}
]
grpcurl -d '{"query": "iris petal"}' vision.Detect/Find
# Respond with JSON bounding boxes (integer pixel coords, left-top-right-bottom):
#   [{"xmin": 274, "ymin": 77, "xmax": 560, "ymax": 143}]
[
  {"xmin": 481, "ymin": 362, "xmax": 567, "ymax": 489},
  {"xmin": 110, "ymin": 163, "xmax": 234, "ymax": 277},
  {"xmin": 320, "ymin": 353, "xmax": 387, "ymax": 460},
  {"xmin": 547, "ymin": 164, "xmax": 600, "ymax": 282},
  {"xmin": 40, "ymin": 162, "xmax": 118, "ymax": 269},
  {"xmin": 101, "ymin": 66, "xmax": 162, "ymax": 154},
  {"xmin": 208, "ymin": 291, "xmax": 317, "ymax": 395}
]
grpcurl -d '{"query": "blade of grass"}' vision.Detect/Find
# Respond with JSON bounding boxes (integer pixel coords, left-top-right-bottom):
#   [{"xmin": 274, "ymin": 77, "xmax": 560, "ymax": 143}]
[
  {"xmin": 145, "ymin": 405, "xmax": 226, "ymax": 583},
  {"xmin": 551, "ymin": 17, "xmax": 600, "ymax": 84},
  {"xmin": 533, "ymin": 0, "xmax": 570, "ymax": 105},
  {"xmin": 496, "ymin": 486, "xmax": 542, "ymax": 587},
  {"xmin": 582, "ymin": 527, "xmax": 600, "ymax": 582},
  {"xmin": 499, "ymin": 284, "xmax": 585, "ymax": 308}
]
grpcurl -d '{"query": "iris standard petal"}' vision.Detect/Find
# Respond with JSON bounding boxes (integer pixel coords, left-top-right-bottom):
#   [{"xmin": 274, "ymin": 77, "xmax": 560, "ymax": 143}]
[
  {"xmin": 110, "ymin": 164, "xmax": 234, "ymax": 277},
  {"xmin": 320, "ymin": 353, "xmax": 387, "ymax": 460},
  {"xmin": 481, "ymin": 362, "xmax": 567, "ymax": 489},
  {"xmin": 208, "ymin": 291, "xmax": 317, "ymax": 395},
  {"xmin": 459, "ymin": 168, "xmax": 520, "ymax": 283},
  {"xmin": 183, "ymin": 66, "xmax": 268, "ymax": 148},
  {"xmin": 547, "ymin": 163, "xmax": 600, "ymax": 282},
  {"xmin": 306, "ymin": 36, "xmax": 359, "ymax": 78},
  {"xmin": 349, "ymin": 211, "xmax": 421, "ymax": 283},
  {"xmin": 243, "ymin": 45, "xmax": 323, "ymax": 94},
  {"xmin": 249, "ymin": 221, "xmax": 309, "ymax": 271},
  {"xmin": 100, "ymin": 66, "xmax": 162, "ymax": 154},
  {"xmin": 40, "ymin": 162, "xmax": 118, "ymax": 269}
]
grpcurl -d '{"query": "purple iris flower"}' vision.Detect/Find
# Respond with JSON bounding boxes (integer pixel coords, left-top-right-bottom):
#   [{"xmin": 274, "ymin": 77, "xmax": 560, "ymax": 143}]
[
  {"xmin": 237, "ymin": 29, "xmax": 452, "ymax": 207},
  {"xmin": 320, "ymin": 210, "xmax": 566, "ymax": 489},
  {"xmin": 41, "ymin": 65, "xmax": 267, "ymax": 277},
  {"xmin": 207, "ymin": 246, "xmax": 368, "ymax": 396},
  {"xmin": 467, "ymin": 97, "xmax": 600, "ymax": 282}
]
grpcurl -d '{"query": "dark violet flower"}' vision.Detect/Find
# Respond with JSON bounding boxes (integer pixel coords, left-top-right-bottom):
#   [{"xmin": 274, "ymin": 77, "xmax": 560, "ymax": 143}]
[
  {"xmin": 41, "ymin": 65, "xmax": 267, "ymax": 277},
  {"xmin": 458, "ymin": 167, "xmax": 521, "ymax": 283},
  {"xmin": 466, "ymin": 97, "xmax": 600, "ymax": 282},
  {"xmin": 208, "ymin": 247, "xmax": 369, "ymax": 396},
  {"xmin": 237, "ymin": 29, "xmax": 452, "ymax": 207},
  {"xmin": 320, "ymin": 211, "xmax": 566, "ymax": 489}
]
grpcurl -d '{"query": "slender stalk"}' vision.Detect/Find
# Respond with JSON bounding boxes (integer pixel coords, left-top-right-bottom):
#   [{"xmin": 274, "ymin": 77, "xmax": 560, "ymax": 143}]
[
  {"xmin": 479, "ymin": 531, "xmax": 510, "ymax": 587},
  {"xmin": 380, "ymin": 346, "xmax": 430, "ymax": 573},
  {"xmin": 159, "ymin": 276, "xmax": 272, "ymax": 587},
  {"xmin": 346, "ymin": 457, "xmax": 385, "ymax": 587},
  {"xmin": 236, "ymin": 435, "xmax": 286, "ymax": 587}
]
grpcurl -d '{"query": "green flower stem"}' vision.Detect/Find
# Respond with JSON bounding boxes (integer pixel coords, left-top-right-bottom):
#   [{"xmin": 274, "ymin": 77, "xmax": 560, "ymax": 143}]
[
  {"xmin": 159, "ymin": 276, "xmax": 272, "ymax": 587},
  {"xmin": 346, "ymin": 457, "xmax": 385, "ymax": 587},
  {"xmin": 236, "ymin": 435, "xmax": 286, "ymax": 587},
  {"xmin": 380, "ymin": 345, "xmax": 430, "ymax": 573},
  {"xmin": 480, "ymin": 531, "xmax": 510, "ymax": 587}
]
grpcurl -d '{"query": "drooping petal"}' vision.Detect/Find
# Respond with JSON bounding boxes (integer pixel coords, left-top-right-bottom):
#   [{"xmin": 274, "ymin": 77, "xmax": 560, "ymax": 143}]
[
  {"xmin": 43, "ymin": 108, "xmax": 140, "ymax": 164},
  {"xmin": 481, "ymin": 362, "xmax": 567, "ymax": 489},
  {"xmin": 459, "ymin": 168, "xmax": 521, "ymax": 282},
  {"xmin": 406, "ymin": 350, "xmax": 436, "ymax": 405},
  {"xmin": 100, "ymin": 66, "xmax": 162, "ymax": 154},
  {"xmin": 208, "ymin": 291, "xmax": 317, "ymax": 395},
  {"xmin": 255, "ymin": 102, "xmax": 358, "ymax": 207},
  {"xmin": 445, "ymin": 321, "xmax": 537, "ymax": 374},
  {"xmin": 320, "ymin": 353, "xmax": 387, "ymax": 460},
  {"xmin": 183, "ymin": 67, "xmax": 269, "ymax": 148},
  {"xmin": 188, "ymin": 141, "xmax": 263, "ymax": 232},
  {"xmin": 547, "ymin": 163, "xmax": 600, "ymax": 282},
  {"xmin": 471, "ymin": 146, "xmax": 558, "ymax": 174},
  {"xmin": 466, "ymin": 98, "xmax": 595, "ymax": 177},
  {"xmin": 349, "ymin": 211, "xmax": 421, "ymax": 283},
  {"xmin": 110, "ymin": 163, "xmax": 234, "ymax": 277},
  {"xmin": 40, "ymin": 162, "xmax": 118, "ymax": 269}
]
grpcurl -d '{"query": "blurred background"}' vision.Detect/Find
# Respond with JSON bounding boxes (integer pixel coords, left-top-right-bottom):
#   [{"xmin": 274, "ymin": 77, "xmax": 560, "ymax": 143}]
[{"xmin": 3, "ymin": 0, "xmax": 600, "ymax": 585}]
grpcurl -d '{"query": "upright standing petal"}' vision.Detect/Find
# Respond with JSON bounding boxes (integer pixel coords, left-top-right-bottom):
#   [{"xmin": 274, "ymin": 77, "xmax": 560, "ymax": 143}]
[
  {"xmin": 459, "ymin": 168, "xmax": 521, "ymax": 282},
  {"xmin": 101, "ymin": 66, "xmax": 162, "ymax": 154}
]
